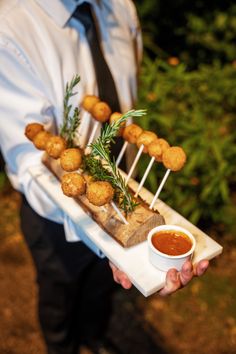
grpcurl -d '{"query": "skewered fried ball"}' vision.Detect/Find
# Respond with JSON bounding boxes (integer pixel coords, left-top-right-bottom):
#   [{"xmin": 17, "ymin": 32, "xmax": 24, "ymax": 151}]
[
  {"xmin": 82, "ymin": 95, "xmax": 100, "ymax": 112},
  {"xmin": 61, "ymin": 173, "xmax": 86, "ymax": 197},
  {"xmin": 136, "ymin": 130, "xmax": 157, "ymax": 153},
  {"xmin": 60, "ymin": 148, "xmax": 82, "ymax": 172},
  {"xmin": 46, "ymin": 136, "xmax": 67, "ymax": 159},
  {"xmin": 147, "ymin": 138, "xmax": 170, "ymax": 162},
  {"xmin": 91, "ymin": 101, "xmax": 112, "ymax": 122},
  {"xmin": 33, "ymin": 131, "xmax": 52, "ymax": 150},
  {"xmin": 162, "ymin": 146, "xmax": 187, "ymax": 171},
  {"xmin": 109, "ymin": 112, "xmax": 125, "ymax": 136},
  {"xmin": 122, "ymin": 124, "xmax": 143, "ymax": 144},
  {"xmin": 25, "ymin": 123, "xmax": 44, "ymax": 141},
  {"xmin": 86, "ymin": 181, "xmax": 114, "ymax": 206}
]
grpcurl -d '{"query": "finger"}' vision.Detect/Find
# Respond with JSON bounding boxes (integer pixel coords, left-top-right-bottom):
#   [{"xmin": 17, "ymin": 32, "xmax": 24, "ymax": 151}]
[
  {"xmin": 109, "ymin": 262, "xmax": 132, "ymax": 289},
  {"xmin": 109, "ymin": 261, "xmax": 118, "ymax": 273},
  {"xmin": 179, "ymin": 260, "xmax": 194, "ymax": 287},
  {"xmin": 158, "ymin": 268, "xmax": 181, "ymax": 297},
  {"xmin": 115, "ymin": 269, "xmax": 132, "ymax": 289},
  {"xmin": 194, "ymin": 259, "xmax": 209, "ymax": 277}
]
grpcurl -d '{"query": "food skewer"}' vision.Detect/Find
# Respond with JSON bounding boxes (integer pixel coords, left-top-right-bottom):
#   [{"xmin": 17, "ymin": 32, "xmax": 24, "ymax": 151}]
[
  {"xmin": 85, "ymin": 100, "xmax": 112, "ymax": 154},
  {"xmin": 85, "ymin": 121, "xmax": 100, "ymax": 154},
  {"xmin": 115, "ymin": 141, "xmax": 128, "ymax": 167},
  {"xmin": 149, "ymin": 146, "xmax": 187, "ymax": 209},
  {"xmin": 125, "ymin": 144, "xmax": 144, "ymax": 185},
  {"xmin": 110, "ymin": 201, "xmax": 129, "ymax": 225},
  {"xmin": 149, "ymin": 168, "xmax": 171, "ymax": 209},
  {"xmin": 125, "ymin": 130, "xmax": 157, "ymax": 185},
  {"xmin": 134, "ymin": 156, "xmax": 155, "ymax": 197},
  {"xmin": 135, "ymin": 138, "xmax": 170, "ymax": 198}
]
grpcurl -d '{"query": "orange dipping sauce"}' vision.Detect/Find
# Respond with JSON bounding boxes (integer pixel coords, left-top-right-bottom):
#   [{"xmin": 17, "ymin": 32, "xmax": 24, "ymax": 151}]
[{"xmin": 151, "ymin": 230, "xmax": 192, "ymax": 256}]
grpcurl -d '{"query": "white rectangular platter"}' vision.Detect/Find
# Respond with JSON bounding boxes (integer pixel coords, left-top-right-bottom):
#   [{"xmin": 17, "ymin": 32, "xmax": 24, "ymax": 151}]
[{"xmin": 29, "ymin": 164, "xmax": 223, "ymax": 297}]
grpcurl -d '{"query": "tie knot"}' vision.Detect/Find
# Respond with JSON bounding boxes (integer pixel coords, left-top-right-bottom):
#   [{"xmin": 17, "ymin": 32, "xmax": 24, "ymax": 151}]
[{"xmin": 73, "ymin": 2, "xmax": 94, "ymax": 33}]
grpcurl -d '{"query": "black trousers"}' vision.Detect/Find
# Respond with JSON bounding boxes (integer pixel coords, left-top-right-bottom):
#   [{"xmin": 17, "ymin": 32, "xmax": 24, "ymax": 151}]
[{"xmin": 20, "ymin": 196, "xmax": 116, "ymax": 354}]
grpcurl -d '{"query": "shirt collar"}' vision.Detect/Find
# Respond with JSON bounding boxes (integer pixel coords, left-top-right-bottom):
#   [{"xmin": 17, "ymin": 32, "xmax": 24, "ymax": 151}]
[{"xmin": 35, "ymin": 0, "xmax": 104, "ymax": 28}]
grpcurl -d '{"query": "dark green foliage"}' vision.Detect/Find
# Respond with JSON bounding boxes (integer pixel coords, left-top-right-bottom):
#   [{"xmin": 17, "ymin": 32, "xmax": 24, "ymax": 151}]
[{"xmin": 137, "ymin": 58, "xmax": 236, "ymax": 229}]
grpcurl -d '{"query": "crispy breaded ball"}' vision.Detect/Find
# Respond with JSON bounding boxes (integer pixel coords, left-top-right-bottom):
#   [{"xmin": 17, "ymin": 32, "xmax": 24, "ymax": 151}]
[
  {"xmin": 46, "ymin": 136, "xmax": 67, "ymax": 159},
  {"xmin": 25, "ymin": 123, "xmax": 44, "ymax": 141},
  {"xmin": 91, "ymin": 101, "xmax": 112, "ymax": 122},
  {"xmin": 162, "ymin": 146, "xmax": 187, "ymax": 171},
  {"xmin": 147, "ymin": 138, "xmax": 170, "ymax": 162},
  {"xmin": 33, "ymin": 131, "xmax": 52, "ymax": 150},
  {"xmin": 122, "ymin": 124, "xmax": 143, "ymax": 144},
  {"xmin": 109, "ymin": 112, "xmax": 125, "ymax": 136},
  {"xmin": 86, "ymin": 181, "xmax": 114, "ymax": 206},
  {"xmin": 60, "ymin": 148, "xmax": 82, "ymax": 172},
  {"xmin": 136, "ymin": 131, "xmax": 157, "ymax": 153},
  {"xmin": 81, "ymin": 95, "xmax": 100, "ymax": 112},
  {"xmin": 61, "ymin": 173, "xmax": 86, "ymax": 197}
]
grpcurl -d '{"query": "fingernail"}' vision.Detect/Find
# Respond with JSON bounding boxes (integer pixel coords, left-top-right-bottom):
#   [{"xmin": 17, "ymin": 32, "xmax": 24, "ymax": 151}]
[{"xmin": 171, "ymin": 271, "xmax": 178, "ymax": 281}]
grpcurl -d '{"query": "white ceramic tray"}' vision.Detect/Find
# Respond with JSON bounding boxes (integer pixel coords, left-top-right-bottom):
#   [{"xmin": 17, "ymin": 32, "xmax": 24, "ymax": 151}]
[{"xmin": 29, "ymin": 164, "xmax": 223, "ymax": 297}]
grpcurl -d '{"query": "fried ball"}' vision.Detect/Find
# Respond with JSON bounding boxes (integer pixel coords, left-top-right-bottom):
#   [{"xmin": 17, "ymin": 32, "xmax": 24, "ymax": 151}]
[
  {"xmin": 46, "ymin": 136, "xmax": 67, "ymax": 159},
  {"xmin": 25, "ymin": 123, "xmax": 44, "ymax": 141},
  {"xmin": 81, "ymin": 95, "xmax": 100, "ymax": 112},
  {"xmin": 162, "ymin": 146, "xmax": 187, "ymax": 171},
  {"xmin": 147, "ymin": 138, "xmax": 170, "ymax": 162},
  {"xmin": 136, "ymin": 131, "xmax": 158, "ymax": 153},
  {"xmin": 33, "ymin": 131, "xmax": 52, "ymax": 150},
  {"xmin": 91, "ymin": 101, "xmax": 112, "ymax": 122},
  {"xmin": 61, "ymin": 173, "xmax": 86, "ymax": 197},
  {"xmin": 86, "ymin": 181, "xmax": 114, "ymax": 206},
  {"xmin": 109, "ymin": 112, "xmax": 125, "ymax": 136},
  {"xmin": 122, "ymin": 124, "xmax": 143, "ymax": 144},
  {"xmin": 60, "ymin": 148, "xmax": 82, "ymax": 172}
]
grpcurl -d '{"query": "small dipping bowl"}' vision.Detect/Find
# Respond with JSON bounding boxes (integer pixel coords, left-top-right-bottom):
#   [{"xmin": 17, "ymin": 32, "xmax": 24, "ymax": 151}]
[{"xmin": 147, "ymin": 225, "xmax": 196, "ymax": 272}]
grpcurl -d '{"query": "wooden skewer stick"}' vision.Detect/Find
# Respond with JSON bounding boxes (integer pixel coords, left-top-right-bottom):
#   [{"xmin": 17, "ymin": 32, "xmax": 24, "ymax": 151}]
[
  {"xmin": 149, "ymin": 168, "xmax": 171, "ymax": 210},
  {"xmin": 111, "ymin": 201, "xmax": 129, "ymax": 225},
  {"xmin": 134, "ymin": 156, "xmax": 155, "ymax": 198},
  {"xmin": 125, "ymin": 144, "xmax": 144, "ymax": 185},
  {"xmin": 116, "ymin": 141, "xmax": 128, "ymax": 167},
  {"xmin": 85, "ymin": 121, "xmax": 100, "ymax": 155}
]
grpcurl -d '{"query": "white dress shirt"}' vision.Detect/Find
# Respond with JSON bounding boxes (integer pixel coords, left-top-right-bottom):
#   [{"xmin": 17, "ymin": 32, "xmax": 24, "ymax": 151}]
[{"xmin": 0, "ymin": 0, "xmax": 142, "ymax": 256}]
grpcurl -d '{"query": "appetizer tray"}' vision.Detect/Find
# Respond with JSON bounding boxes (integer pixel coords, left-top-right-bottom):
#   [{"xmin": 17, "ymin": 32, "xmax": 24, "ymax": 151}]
[{"xmin": 29, "ymin": 164, "xmax": 223, "ymax": 297}]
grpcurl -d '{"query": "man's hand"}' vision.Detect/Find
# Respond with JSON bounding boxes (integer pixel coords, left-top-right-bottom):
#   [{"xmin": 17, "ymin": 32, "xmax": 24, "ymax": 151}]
[{"xmin": 109, "ymin": 259, "xmax": 209, "ymax": 295}]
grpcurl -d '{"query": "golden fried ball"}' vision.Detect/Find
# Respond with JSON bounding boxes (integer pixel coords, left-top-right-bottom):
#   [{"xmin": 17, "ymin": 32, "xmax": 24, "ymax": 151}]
[
  {"xmin": 86, "ymin": 181, "xmax": 114, "ymax": 206},
  {"xmin": 109, "ymin": 112, "xmax": 125, "ymax": 136},
  {"xmin": 25, "ymin": 123, "xmax": 44, "ymax": 141},
  {"xmin": 147, "ymin": 138, "xmax": 170, "ymax": 162},
  {"xmin": 60, "ymin": 148, "xmax": 83, "ymax": 172},
  {"xmin": 81, "ymin": 95, "xmax": 100, "ymax": 112},
  {"xmin": 136, "ymin": 131, "xmax": 158, "ymax": 153},
  {"xmin": 33, "ymin": 131, "xmax": 52, "ymax": 150},
  {"xmin": 61, "ymin": 173, "xmax": 86, "ymax": 197},
  {"xmin": 162, "ymin": 146, "xmax": 187, "ymax": 171},
  {"xmin": 122, "ymin": 124, "xmax": 143, "ymax": 144},
  {"xmin": 46, "ymin": 136, "xmax": 67, "ymax": 159},
  {"xmin": 91, "ymin": 101, "xmax": 112, "ymax": 122}
]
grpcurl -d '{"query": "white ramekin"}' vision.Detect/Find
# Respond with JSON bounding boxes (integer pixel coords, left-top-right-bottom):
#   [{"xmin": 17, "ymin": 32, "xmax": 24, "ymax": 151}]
[{"xmin": 147, "ymin": 224, "xmax": 196, "ymax": 272}]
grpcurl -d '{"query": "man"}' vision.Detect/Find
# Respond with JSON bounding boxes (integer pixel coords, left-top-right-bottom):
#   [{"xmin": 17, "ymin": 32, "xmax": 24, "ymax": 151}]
[{"xmin": 0, "ymin": 1, "xmax": 208, "ymax": 353}]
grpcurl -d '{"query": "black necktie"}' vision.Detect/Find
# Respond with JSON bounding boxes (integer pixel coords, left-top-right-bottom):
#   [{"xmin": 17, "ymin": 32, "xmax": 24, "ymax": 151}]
[
  {"xmin": 73, "ymin": 2, "xmax": 120, "ymax": 111},
  {"xmin": 73, "ymin": 2, "xmax": 126, "ymax": 169}
]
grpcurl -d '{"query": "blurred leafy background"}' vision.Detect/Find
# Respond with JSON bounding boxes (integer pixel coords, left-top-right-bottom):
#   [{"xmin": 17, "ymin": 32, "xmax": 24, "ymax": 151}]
[{"xmin": 135, "ymin": 0, "xmax": 236, "ymax": 233}]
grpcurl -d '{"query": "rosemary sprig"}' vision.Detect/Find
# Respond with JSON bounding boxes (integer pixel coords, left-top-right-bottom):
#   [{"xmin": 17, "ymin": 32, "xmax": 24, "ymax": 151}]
[
  {"xmin": 88, "ymin": 109, "xmax": 146, "ymax": 213},
  {"xmin": 97, "ymin": 109, "xmax": 146, "ymax": 154},
  {"xmin": 60, "ymin": 75, "xmax": 81, "ymax": 147}
]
